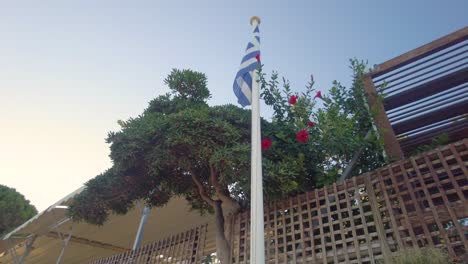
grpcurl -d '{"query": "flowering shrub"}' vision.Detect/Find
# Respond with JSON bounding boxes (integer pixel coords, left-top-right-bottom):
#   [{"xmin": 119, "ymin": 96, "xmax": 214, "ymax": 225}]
[
  {"xmin": 261, "ymin": 137, "xmax": 272, "ymax": 150},
  {"xmin": 289, "ymin": 95, "xmax": 298, "ymax": 105},
  {"xmin": 296, "ymin": 129, "xmax": 309, "ymax": 143},
  {"xmin": 314, "ymin": 90, "xmax": 322, "ymax": 99},
  {"xmin": 259, "ymin": 58, "xmax": 386, "ymax": 187}
]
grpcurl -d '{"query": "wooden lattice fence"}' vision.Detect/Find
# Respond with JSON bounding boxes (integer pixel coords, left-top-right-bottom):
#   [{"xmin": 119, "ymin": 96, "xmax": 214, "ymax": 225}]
[
  {"xmin": 88, "ymin": 224, "xmax": 208, "ymax": 264},
  {"xmin": 232, "ymin": 139, "xmax": 468, "ymax": 263},
  {"xmin": 90, "ymin": 140, "xmax": 467, "ymax": 263}
]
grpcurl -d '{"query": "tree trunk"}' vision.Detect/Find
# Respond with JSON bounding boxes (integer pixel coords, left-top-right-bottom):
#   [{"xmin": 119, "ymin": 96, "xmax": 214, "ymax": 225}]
[
  {"xmin": 191, "ymin": 170, "xmax": 240, "ymax": 263},
  {"xmin": 214, "ymin": 201, "xmax": 232, "ymax": 264}
]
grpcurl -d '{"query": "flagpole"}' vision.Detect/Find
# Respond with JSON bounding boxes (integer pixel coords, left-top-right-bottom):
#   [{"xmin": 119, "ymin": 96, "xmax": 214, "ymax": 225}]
[{"xmin": 249, "ymin": 15, "xmax": 265, "ymax": 264}]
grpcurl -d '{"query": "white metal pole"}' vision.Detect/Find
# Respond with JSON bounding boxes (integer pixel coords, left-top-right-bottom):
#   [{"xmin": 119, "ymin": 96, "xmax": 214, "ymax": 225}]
[
  {"xmin": 6, "ymin": 239, "xmax": 20, "ymax": 264},
  {"xmin": 132, "ymin": 206, "xmax": 150, "ymax": 250},
  {"xmin": 18, "ymin": 235, "xmax": 37, "ymax": 264},
  {"xmin": 56, "ymin": 227, "xmax": 73, "ymax": 264},
  {"xmin": 249, "ymin": 16, "xmax": 265, "ymax": 264}
]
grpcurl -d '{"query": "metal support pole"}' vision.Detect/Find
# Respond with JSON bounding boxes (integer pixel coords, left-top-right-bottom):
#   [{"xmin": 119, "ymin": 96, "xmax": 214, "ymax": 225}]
[
  {"xmin": 6, "ymin": 239, "xmax": 19, "ymax": 264},
  {"xmin": 18, "ymin": 235, "xmax": 37, "ymax": 264},
  {"xmin": 49, "ymin": 207, "xmax": 74, "ymax": 264},
  {"xmin": 132, "ymin": 206, "xmax": 150, "ymax": 250},
  {"xmin": 338, "ymin": 130, "xmax": 372, "ymax": 183},
  {"xmin": 249, "ymin": 16, "xmax": 265, "ymax": 264},
  {"xmin": 56, "ymin": 225, "xmax": 74, "ymax": 264}
]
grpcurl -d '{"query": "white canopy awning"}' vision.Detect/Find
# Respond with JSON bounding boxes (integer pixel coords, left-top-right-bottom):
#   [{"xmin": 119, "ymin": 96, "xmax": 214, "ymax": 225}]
[{"xmin": 0, "ymin": 187, "xmax": 214, "ymax": 264}]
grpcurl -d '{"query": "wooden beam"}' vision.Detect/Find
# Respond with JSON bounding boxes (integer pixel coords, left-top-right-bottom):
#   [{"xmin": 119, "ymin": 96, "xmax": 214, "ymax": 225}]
[
  {"xmin": 363, "ymin": 75, "xmax": 404, "ymax": 160},
  {"xmin": 369, "ymin": 26, "xmax": 468, "ymax": 78}
]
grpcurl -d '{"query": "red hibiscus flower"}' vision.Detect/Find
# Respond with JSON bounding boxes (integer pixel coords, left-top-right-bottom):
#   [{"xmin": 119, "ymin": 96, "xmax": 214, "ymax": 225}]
[
  {"xmin": 307, "ymin": 121, "xmax": 315, "ymax": 127},
  {"xmin": 289, "ymin": 95, "xmax": 298, "ymax": 105},
  {"xmin": 255, "ymin": 54, "xmax": 260, "ymax": 61},
  {"xmin": 261, "ymin": 137, "xmax": 272, "ymax": 150},
  {"xmin": 296, "ymin": 129, "xmax": 309, "ymax": 143},
  {"xmin": 314, "ymin": 91, "xmax": 322, "ymax": 99}
]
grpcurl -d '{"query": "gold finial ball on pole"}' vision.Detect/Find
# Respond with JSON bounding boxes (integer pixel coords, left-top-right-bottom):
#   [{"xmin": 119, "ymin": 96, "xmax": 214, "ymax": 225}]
[{"xmin": 250, "ymin": 16, "xmax": 261, "ymax": 26}]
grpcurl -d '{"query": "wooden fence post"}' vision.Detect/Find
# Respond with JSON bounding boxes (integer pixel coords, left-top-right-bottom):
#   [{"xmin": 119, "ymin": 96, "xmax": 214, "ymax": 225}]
[
  {"xmin": 363, "ymin": 75, "xmax": 404, "ymax": 160},
  {"xmin": 364, "ymin": 175, "xmax": 392, "ymax": 263}
]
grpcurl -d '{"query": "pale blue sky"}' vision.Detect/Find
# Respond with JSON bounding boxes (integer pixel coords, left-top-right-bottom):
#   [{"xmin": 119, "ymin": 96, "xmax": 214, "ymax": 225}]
[{"xmin": 1, "ymin": 1, "xmax": 467, "ymax": 211}]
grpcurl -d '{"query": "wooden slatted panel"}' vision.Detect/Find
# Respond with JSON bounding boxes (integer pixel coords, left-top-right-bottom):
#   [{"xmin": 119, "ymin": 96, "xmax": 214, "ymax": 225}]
[
  {"xmin": 375, "ymin": 168, "xmax": 404, "ymax": 251},
  {"xmin": 344, "ymin": 180, "xmax": 363, "ymax": 264},
  {"xmin": 231, "ymin": 140, "xmax": 467, "ymax": 263},
  {"xmin": 232, "ymin": 173, "xmax": 392, "ymax": 263},
  {"xmin": 264, "ymin": 204, "xmax": 272, "ymax": 263},
  {"xmin": 271, "ymin": 203, "xmax": 279, "ymax": 264},
  {"xmin": 296, "ymin": 194, "xmax": 308, "ymax": 262},
  {"xmin": 231, "ymin": 211, "xmax": 250, "ymax": 263},
  {"xmin": 333, "ymin": 183, "xmax": 350, "ymax": 264},
  {"xmin": 89, "ymin": 140, "xmax": 467, "ymax": 263},
  {"xmin": 314, "ymin": 188, "xmax": 327, "ymax": 264},
  {"xmin": 304, "ymin": 191, "xmax": 318, "ymax": 263},
  {"xmin": 87, "ymin": 224, "xmax": 207, "ymax": 264},
  {"xmin": 364, "ymin": 173, "xmax": 392, "ymax": 262}
]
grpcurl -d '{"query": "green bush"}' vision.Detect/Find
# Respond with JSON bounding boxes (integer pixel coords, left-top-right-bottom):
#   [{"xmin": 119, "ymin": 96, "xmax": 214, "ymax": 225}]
[{"xmin": 386, "ymin": 247, "xmax": 452, "ymax": 264}]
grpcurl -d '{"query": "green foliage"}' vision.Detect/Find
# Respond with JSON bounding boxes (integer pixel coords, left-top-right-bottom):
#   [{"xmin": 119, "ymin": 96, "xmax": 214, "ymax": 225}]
[
  {"xmin": 314, "ymin": 59, "xmax": 386, "ymax": 184},
  {"xmin": 202, "ymin": 253, "xmax": 217, "ymax": 263},
  {"xmin": 382, "ymin": 247, "xmax": 452, "ymax": 264},
  {"xmin": 260, "ymin": 58, "xmax": 386, "ymax": 186},
  {"xmin": 409, "ymin": 133, "xmax": 449, "ymax": 156},
  {"xmin": 70, "ymin": 69, "xmax": 251, "ymax": 223},
  {"xmin": 0, "ymin": 185, "xmax": 37, "ymax": 237},
  {"xmin": 69, "ymin": 61, "xmax": 387, "ymax": 225},
  {"xmin": 260, "ymin": 70, "xmax": 315, "ymax": 125},
  {"xmin": 164, "ymin": 68, "xmax": 210, "ymax": 101}
]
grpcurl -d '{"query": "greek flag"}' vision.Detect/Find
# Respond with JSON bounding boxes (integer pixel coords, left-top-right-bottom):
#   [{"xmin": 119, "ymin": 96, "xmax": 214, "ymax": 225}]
[{"xmin": 233, "ymin": 25, "xmax": 260, "ymax": 107}]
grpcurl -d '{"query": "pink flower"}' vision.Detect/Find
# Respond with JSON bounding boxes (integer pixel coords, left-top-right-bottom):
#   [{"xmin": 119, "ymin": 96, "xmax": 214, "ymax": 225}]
[
  {"xmin": 296, "ymin": 129, "xmax": 309, "ymax": 143},
  {"xmin": 261, "ymin": 137, "xmax": 272, "ymax": 150},
  {"xmin": 255, "ymin": 54, "xmax": 260, "ymax": 61},
  {"xmin": 289, "ymin": 95, "xmax": 298, "ymax": 105},
  {"xmin": 314, "ymin": 91, "xmax": 322, "ymax": 99},
  {"xmin": 307, "ymin": 121, "xmax": 315, "ymax": 127}
]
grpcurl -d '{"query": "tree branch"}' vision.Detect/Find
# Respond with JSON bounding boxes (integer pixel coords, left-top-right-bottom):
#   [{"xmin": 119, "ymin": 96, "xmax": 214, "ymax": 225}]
[
  {"xmin": 209, "ymin": 165, "xmax": 240, "ymax": 213},
  {"xmin": 190, "ymin": 172, "xmax": 216, "ymax": 207}
]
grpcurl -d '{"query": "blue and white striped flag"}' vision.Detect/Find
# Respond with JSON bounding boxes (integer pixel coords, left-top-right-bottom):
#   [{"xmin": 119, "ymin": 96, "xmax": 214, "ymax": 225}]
[{"xmin": 233, "ymin": 24, "xmax": 261, "ymax": 107}]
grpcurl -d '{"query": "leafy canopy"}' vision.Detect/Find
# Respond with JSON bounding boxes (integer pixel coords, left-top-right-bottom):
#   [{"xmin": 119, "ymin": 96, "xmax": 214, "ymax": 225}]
[
  {"xmin": 69, "ymin": 61, "xmax": 387, "ymax": 225},
  {"xmin": 0, "ymin": 185, "xmax": 38, "ymax": 237}
]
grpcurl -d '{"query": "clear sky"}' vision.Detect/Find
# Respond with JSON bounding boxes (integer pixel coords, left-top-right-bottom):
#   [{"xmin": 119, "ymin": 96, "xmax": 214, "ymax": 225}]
[{"xmin": 0, "ymin": 1, "xmax": 466, "ymax": 212}]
